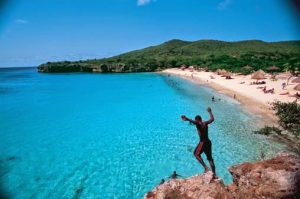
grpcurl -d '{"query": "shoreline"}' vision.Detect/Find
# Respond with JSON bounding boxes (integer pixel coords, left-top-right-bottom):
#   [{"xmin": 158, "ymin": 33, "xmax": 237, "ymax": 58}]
[
  {"xmin": 162, "ymin": 68, "xmax": 279, "ymax": 127},
  {"xmin": 162, "ymin": 68, "xmax": 300, "ymax": 154}
]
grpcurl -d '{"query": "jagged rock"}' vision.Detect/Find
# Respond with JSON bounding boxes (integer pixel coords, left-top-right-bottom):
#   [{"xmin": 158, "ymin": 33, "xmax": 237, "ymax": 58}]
[
  {"xmin": 144, "ymin": 153, "xmax": 300, "ymax": 199},
  {"xmin": 228, "ymin": 152, "xmax": 300, "ymax": 199},
  {"xmin": 144, "ymin": 172, "xmax": 233, "ymax": 199}
]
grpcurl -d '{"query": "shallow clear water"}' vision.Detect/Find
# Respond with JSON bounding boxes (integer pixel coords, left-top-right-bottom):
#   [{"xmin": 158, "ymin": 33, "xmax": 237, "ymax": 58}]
[{"xmin": 0, "ymin": 68, "xmax": 285, "ymax": 199}]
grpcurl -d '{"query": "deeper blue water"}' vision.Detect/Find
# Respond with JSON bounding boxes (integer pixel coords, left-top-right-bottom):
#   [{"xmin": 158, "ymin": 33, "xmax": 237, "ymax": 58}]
[{"xmin": 0, "ymin": 67, "xmax": 285, "ymax": 199}]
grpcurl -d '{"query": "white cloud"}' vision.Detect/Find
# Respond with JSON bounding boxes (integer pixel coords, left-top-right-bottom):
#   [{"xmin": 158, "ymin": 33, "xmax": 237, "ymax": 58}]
[
  {"xmin": 217, "ymin": 0, "xmax": 232, "ymax": 10},
  {"xmin": 14, "ymin": 19, "xmax": 28, "ymax": 24},
  {"xmin": 137, "ymin": 0, "xmax": 156, "ymax": 6}
]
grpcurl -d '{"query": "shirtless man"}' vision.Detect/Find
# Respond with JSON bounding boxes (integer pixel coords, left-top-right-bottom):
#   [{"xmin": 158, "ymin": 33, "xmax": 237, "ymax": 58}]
[{"xmin": 181, "ymin": 107, "xmax": 216, "ymax": 177}]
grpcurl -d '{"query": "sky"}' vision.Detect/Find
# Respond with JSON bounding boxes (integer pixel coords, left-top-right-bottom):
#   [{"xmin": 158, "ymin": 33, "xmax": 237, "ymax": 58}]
[{"xmin": 0, "ymin": 0, "xmax": 299, "ymax": 67}]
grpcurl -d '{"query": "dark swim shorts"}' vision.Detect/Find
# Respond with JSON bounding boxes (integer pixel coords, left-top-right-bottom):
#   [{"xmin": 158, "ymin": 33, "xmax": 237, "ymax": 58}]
[{"xmin": 194, "ymin": 139, "xmax": 213, "ymax": 161}]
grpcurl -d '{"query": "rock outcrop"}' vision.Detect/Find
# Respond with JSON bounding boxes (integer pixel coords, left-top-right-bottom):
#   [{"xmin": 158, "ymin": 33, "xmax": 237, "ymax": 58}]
[
  {"xmin": 229, "ymin": 152, "xmax": 300, "ymax": 199},
  {"xmin": 145, "ymin": 172, "xmax": 232, "ymax": 199},
  {"xmin": 144, "ymin": 153, "xmax": 300, "ymax": 199}
]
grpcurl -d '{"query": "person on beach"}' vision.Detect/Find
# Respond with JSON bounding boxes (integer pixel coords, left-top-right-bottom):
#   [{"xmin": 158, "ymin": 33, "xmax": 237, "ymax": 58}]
[
  {"xmin": 282, "ymin": 82, "xmax": 286, "ymax": 90},
  {"xmin": 181, "ymin": 107, "xmax": 217, "ymax": 178}
]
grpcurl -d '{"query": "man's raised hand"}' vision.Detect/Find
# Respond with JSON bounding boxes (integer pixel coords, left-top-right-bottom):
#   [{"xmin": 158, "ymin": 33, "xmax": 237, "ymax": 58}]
[{"xmin": 207, "ymin": 107, "xmax": 212, "ymax": 113}]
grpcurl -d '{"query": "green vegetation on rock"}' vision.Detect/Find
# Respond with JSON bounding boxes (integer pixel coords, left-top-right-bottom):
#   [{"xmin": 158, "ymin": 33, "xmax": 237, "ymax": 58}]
[
  {"xmin": 255, "ymin": 102, "xmax": 300, "ymax": 137},
  {"xmin": 254, "ymin": 126, "xmax": 282, "ymax": 136},
  {"xmin": 38, "ymin": 39, "xmax": 300, "ymax": 73},
  {"xmin": 272, "ymin": 101, "xmax": 300, "ymax": 136}
]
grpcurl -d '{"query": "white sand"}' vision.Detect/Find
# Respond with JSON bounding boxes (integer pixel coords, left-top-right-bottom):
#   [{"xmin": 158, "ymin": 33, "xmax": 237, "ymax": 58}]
[{"xmin": 163, "ymin": 68, "xmax": 299, "ymax": 124}]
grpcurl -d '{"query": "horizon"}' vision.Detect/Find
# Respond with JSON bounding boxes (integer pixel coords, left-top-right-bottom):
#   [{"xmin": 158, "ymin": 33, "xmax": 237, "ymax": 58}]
[{"xmin": 0, "ymin": 0, "xmax": 300, "ymax": 68}]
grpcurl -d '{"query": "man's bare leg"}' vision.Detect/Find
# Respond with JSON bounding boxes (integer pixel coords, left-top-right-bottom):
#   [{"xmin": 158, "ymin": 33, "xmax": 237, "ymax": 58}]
[
  {"xmin": 208, "ymin": 160, "xmax": 217, "ymax": 178},
  {"xmin": 194, "ymin": 142, "xmax": 209, "ymax": 173},
  {"xmin": 195, "ymin": 154, "xmax": 209, "ymax": 172}
]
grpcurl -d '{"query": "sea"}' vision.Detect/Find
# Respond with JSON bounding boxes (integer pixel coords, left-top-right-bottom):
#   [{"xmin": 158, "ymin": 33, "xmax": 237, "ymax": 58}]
[{"xmin": 0, "ymin": 67, "xmax": 285, "ymax": 199}]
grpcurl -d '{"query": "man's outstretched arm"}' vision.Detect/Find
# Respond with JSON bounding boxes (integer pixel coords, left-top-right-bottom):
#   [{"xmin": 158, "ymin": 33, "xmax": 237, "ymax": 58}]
[
  {"xmin": 181, "ymin": 115, "xmax": 197, "ymax": 125},
  {"xmin": 205, "ymin": 107, "xmax": 214, "ymax": 124}
]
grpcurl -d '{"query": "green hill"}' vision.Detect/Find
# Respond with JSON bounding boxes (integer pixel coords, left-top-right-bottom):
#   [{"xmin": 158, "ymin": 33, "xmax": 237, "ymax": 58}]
[{"xmin": 38, "ymin": 39, "xmax": 300, "ymax": 74}]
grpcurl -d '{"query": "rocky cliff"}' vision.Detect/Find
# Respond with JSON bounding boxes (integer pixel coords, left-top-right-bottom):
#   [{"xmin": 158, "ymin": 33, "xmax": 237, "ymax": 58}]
[{"xmin": 144, "ymin": 153, "xmax": 300, "ymax": 199}]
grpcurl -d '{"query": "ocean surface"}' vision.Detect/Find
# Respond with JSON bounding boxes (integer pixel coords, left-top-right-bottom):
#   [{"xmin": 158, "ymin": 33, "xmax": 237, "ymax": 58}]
[{"xmin": 0, "ymin": 67, "xmax": 285, "ymax": 199}]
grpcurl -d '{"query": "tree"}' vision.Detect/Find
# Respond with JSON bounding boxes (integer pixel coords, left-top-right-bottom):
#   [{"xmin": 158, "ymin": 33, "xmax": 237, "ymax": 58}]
[
  {"xmin": 101, "ymin": 64, "xmax": 108, "ymax": 72},
  {"xmin": 272, "ymin": 101, "xmax": 300, "ymax": 136}
]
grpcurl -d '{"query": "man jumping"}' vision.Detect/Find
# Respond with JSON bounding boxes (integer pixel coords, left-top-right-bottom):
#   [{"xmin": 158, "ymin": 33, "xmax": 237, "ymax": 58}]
[{"xmin": 181, "ymin": 107, "xmax": 216, "ymax": 178}]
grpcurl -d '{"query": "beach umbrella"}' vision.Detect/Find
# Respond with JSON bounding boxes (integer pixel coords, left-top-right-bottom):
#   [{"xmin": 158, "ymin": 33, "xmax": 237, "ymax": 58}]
[
  {"xmin": 243, "ymin": 65, "xmax": 253, "ymax": 70},
  {"xmin": 268, "ymin": 67, "xmax": 280, "ymax": 80},
  {"xmin": 251, "ymin": 70, "xmax": 266, "ymax": 80},
  {"xmin": 188, "ymin": 66, "xmax": 194, "ymax": 71},
  {"xmin": 216, "ymin": 69, "xmax": 227, "ymax": 75},
  {"xmin": 266, "ymin": 66, "xmax": 280, "ymax": 72},
  {"xmin": 180, "ymin": 64, "xmax": 188, "ymax": 70},
  {"xmin": 222, "ymin": 72, "xmax": 232, "ymax": 77},
  {"xmin": 276, "ymin": 72, "xmax": 292, "ymax": 80},
  {"xmin": 223, "ymin": 72, "xmax": 233, "ymax": 79},
  {"xmin": 294, "ymin": 84, "xmax": 300, "ymax": 91},
  {"xmin": 291, "ymin": 77, "xmax": 300, "ymax": 83},
  {"xmin": 216, "ymin": 69, "xmax": 225, "ymax": 75},
  {"xmin": 202, "ymin": 67, "xmax": 209, "ymax": 72},
  {"xmin": 221, "ymin": 69, "xmax": 227, "ymax": 74}
]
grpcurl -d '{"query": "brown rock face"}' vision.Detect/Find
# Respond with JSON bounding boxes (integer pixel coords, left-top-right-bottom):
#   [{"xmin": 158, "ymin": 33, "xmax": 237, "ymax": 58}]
[
  {"xmin": 229, "ymin": 153, "xmax": 300, "ymax": 199},
  {"xmin": 145, "ymin": 172, "xmax": 233, "ymax": 199},
  {"xmin": 144, "ymin": 153, "xmax": 300, "ymax": 199}
]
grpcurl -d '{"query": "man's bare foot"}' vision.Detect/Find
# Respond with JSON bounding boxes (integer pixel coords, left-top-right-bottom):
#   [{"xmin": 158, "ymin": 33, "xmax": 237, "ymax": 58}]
[
  {"xmin": 204, "ymin": 167, "xmax": 210, "ymax": 173},
  {"xmin": 212, "ymin": 174, "xmax": 218, "ymax": 180}
]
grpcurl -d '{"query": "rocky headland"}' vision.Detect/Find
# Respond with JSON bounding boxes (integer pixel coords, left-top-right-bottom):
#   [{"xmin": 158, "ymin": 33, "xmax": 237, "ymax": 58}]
[{"xmin": 144, "ymin": 153, "xmax": 300, "ymax": 199}]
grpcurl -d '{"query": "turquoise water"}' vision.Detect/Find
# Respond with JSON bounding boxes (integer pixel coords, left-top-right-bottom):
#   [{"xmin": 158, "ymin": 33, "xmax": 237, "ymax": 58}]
[{"xmin": 0, "ymin": 68, "xmax": 284, "ymax": 199}]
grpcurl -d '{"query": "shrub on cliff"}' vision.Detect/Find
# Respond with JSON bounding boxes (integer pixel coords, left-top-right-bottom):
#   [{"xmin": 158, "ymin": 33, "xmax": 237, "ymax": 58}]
[
  {"xmin": 254, "ymin": 126, "xmax": 282, "ymax": 136},
  {"xmin": 272, "ymin": 101, "xmax": 300, "ymax": 136}
]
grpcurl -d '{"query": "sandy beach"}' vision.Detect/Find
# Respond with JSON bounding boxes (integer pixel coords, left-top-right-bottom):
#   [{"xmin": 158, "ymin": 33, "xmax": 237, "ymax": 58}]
[{"xmin": 163, "ymin": 68, "xmax": 299, "ymax": 125}]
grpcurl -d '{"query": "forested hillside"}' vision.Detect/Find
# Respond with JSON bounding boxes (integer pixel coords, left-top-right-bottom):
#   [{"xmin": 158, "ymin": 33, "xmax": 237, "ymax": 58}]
[{"xmin": 38, "ymin": 39, "xmax": 300, "ymax": 73}]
